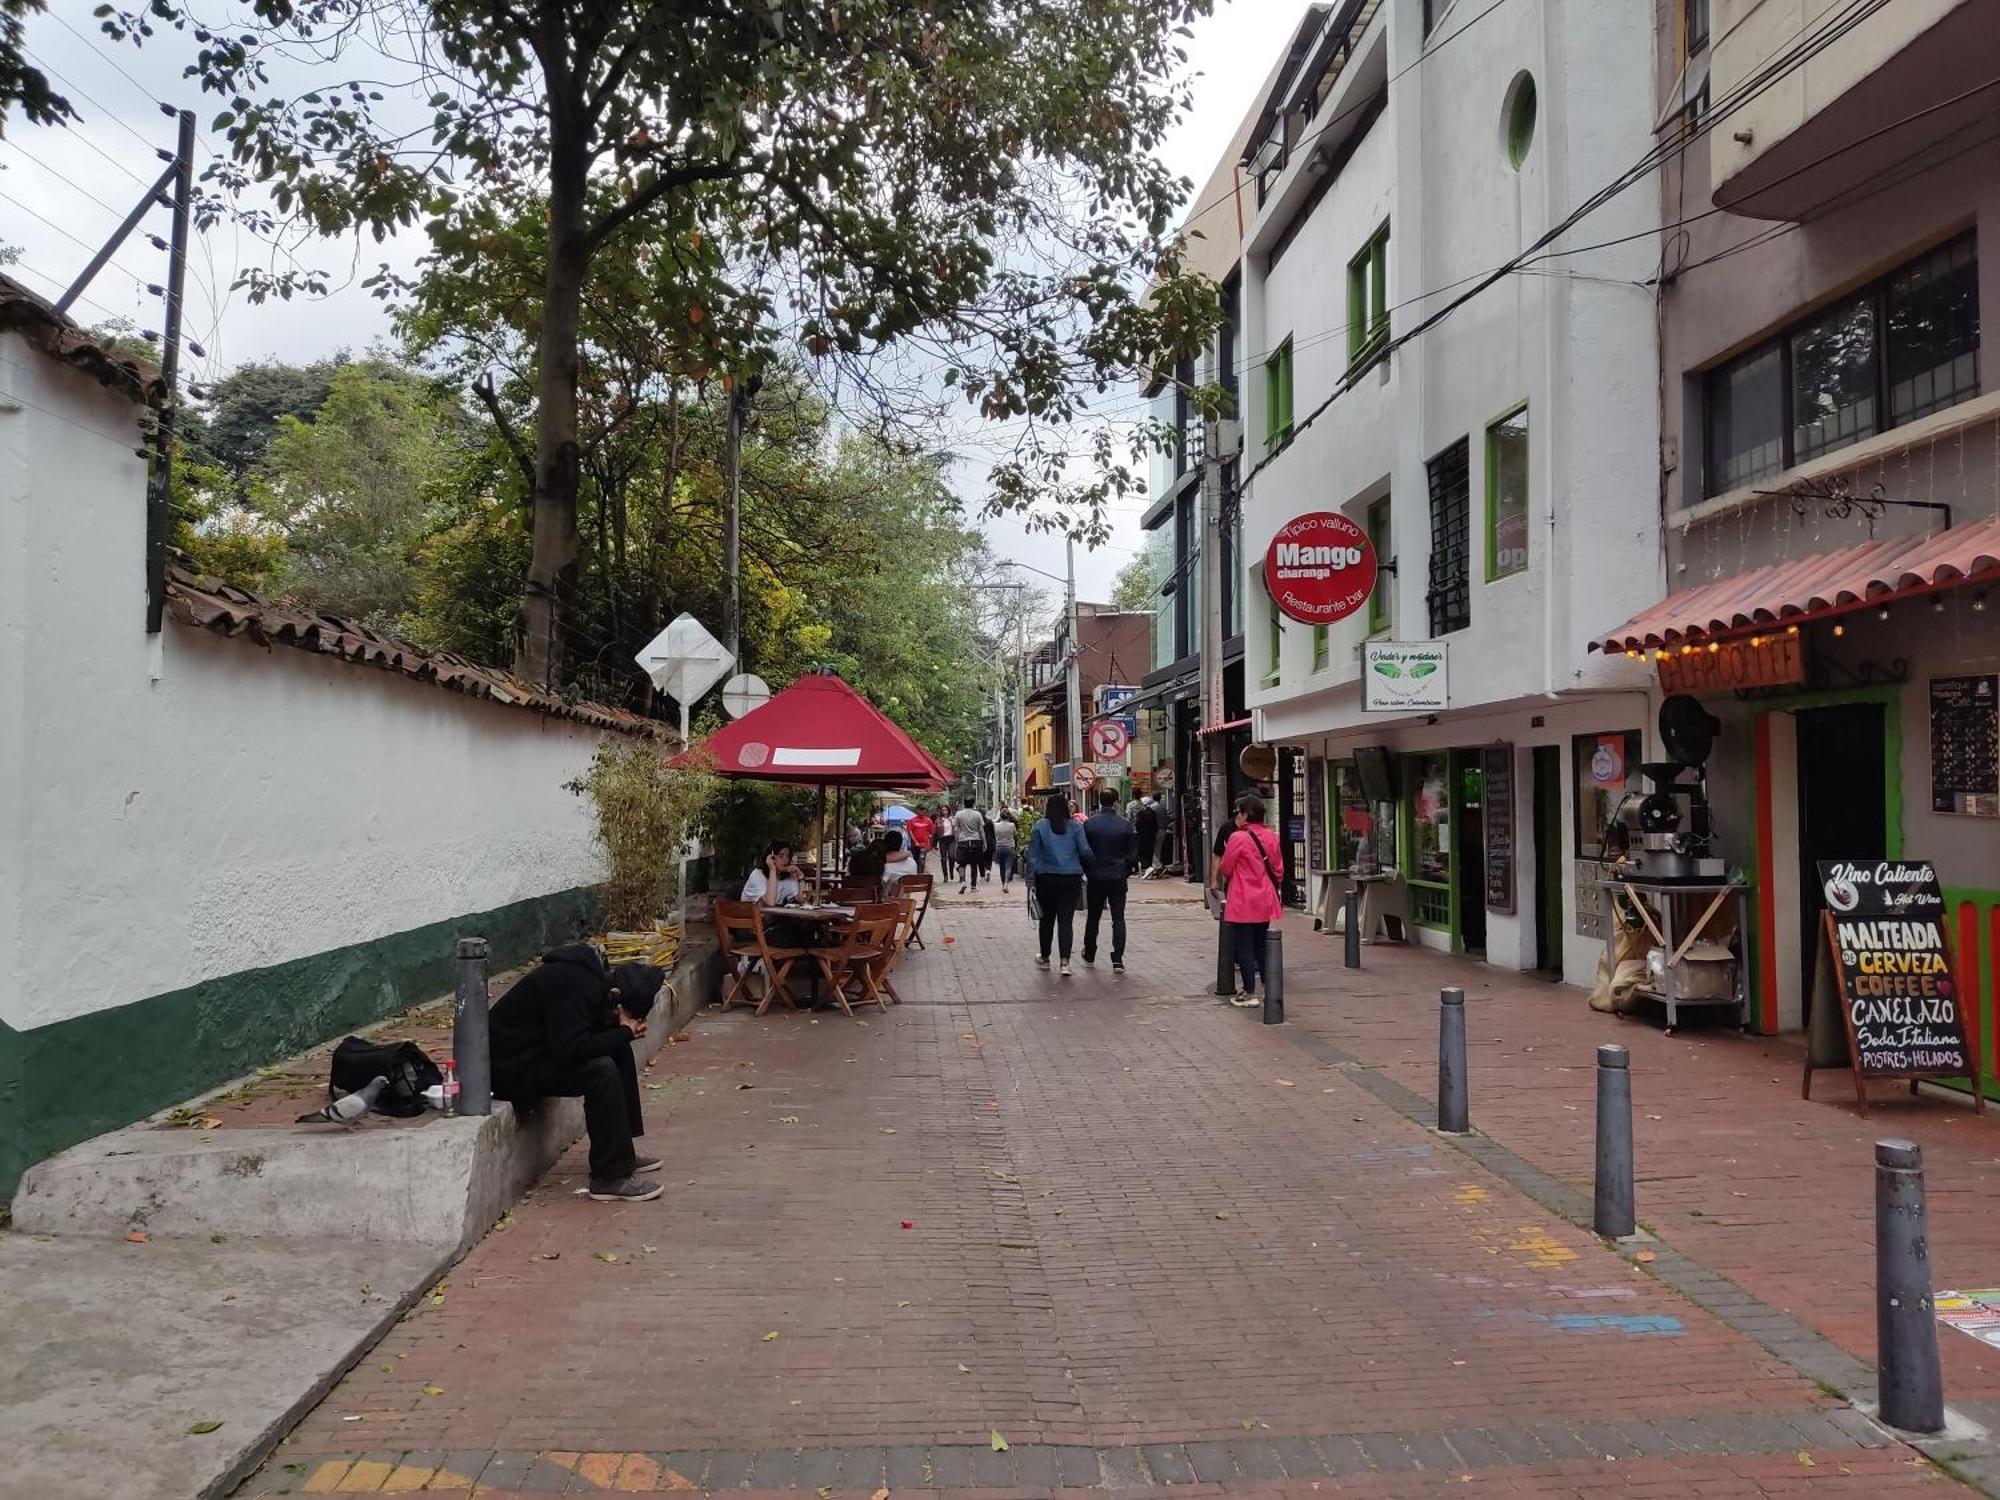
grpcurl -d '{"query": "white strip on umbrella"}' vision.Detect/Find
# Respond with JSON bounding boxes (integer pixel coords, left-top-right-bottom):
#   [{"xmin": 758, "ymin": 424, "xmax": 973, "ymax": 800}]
[{"xmin": 772, "ymin": 746, "xmax": 863, "ymax": 767}]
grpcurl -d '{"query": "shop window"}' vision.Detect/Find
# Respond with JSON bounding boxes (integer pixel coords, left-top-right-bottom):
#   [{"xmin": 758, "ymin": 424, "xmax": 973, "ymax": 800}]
[
  {"xmin": 1701, "ymin": 233, "xmax": 1980, "ymax": 495},
  {"xmin": 1366, "ymin": 495, "xmax": 1391, "ymax": 635},
  {"xmin": 1486, "ymin": 406, "xmax": 1529, "ymax": 580},
  {"xmin": 1425, "ymin": 438, "xmax": 1471, "ymax": 635},
  {"xmin": 1411, "ymin": 751, "xmax": 1451, "ymax": 885},
  {"xmin": 1265, "ymin": 338, "xmax": 1294, "ymax": 455},
  {"xmin": 1573, "ymin": 729, "xmax": 1641, "ymax": 859},
  {"xmin": 1333, "ymin": 761, "xmax": 1397, "ymax": 874},
  {"xmin": 1347, "ymin": 223, "xmax": 1390, "ymax": 369}
]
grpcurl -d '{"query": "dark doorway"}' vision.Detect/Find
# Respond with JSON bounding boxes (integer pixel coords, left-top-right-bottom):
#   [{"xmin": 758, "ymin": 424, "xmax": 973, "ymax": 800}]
[
  {"xmin": 1533, "ymin": 745, "xmax": 1563, "ymax": 974},
  {"xmin": 1454, "ymin": 751, "xmax": 1487, "ymax": 955},
  {"xmin": 1795, "ymin": 701, "xmax": 1887, "ymax": 1015}
]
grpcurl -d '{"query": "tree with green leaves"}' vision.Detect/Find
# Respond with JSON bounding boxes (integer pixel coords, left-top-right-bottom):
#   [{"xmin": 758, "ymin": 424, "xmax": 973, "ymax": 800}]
[
  {"xmin": 1111, "ymin": 536, "xmax": 1167, "ymax": 614},
  {"xmin": 0, "ymin": 1, "xmax": 74, "ymax": 132},
  {"xmin": 97, "ymin": 0, "xmax": 1219, "ymax": 687}
]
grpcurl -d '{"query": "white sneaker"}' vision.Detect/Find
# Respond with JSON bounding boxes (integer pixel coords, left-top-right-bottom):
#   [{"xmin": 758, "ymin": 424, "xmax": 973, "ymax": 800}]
[
  {"xmin": 1036, "ymin": 955, "xmax": 1050, "ymax": 970},
  {"xmin": 1059, "ymin": 961, "xmax": 1073, "ymax": 978}
]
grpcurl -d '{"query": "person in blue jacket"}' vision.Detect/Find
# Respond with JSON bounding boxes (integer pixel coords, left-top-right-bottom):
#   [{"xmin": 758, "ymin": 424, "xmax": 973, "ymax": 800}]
[{"xmin": 1025, "ymin": 792, "xmax": 1093, "ymax": 976}]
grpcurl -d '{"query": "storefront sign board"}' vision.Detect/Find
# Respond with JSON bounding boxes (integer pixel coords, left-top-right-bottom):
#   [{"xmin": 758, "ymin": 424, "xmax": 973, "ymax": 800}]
[
  {"xmin": 1804, "ymin": 859, "xmax": 1984, "ymax": 1115},
  {"xmin": 1481, "ymin": 744, "xmax": 1516, "ymax": 914},
  {"xmin": 1929, "ymin": 674, "xmax": 1999, "ymax": 817},
  {"xmin": 1362, "ymin": 642, "xmax": 1448, "ymax": 712},
  {"xmin": 1937, "ymin": 1289, "xmax": 2000, "ymax": 1353},
  {"xmin": 1264, "ymin": 511, "xmax": 1378, "ymax": 626},
  {"xmin": 1657, "ymin": 633, "xmax": 1804, "ymax": 694}
]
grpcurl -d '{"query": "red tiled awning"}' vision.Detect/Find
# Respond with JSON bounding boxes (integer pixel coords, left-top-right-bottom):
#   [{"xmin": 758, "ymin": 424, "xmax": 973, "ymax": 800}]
[
  {"xmin": 674, "ymin": 671, "xmax": 953, "ymax": 790},
  {"xmin": 1591, "ymin": 517, "xmax": 2000, "ymax": 654}
]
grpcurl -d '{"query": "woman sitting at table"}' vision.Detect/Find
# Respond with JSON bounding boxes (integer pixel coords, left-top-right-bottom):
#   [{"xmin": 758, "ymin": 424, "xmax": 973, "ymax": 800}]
[
  {"xmin": 879, "ymin": 830, "xmax": 919, "ymax": 897},
  {"xmin": 740, "ymin": 840, "xmax": 802, "ymax": 907}
]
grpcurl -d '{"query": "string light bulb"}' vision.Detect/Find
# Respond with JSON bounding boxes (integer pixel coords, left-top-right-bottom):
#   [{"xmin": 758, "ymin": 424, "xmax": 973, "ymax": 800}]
[
  {"xmin": 1833, "ymin": 622, "xmax": 1846, "ymax": 637},
  {"xmin": 1877, "ymin": 606, "xmax": 1890, "ymax": 621},
  {"xmin": 1786, "ymin": 625, "xmax": 1799, "ymax": 636},
  {"xmin": 1708, "ymin": 642, "xmax": 1720, "ymax": 654},
  {"xmin": 1975, "ymin": 594, "xmax": 1988, "ymax": 614}
]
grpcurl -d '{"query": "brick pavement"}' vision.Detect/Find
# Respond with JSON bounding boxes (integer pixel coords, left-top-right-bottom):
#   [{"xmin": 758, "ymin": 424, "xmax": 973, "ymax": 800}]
[{"xmin": 239, "ymin": 885, "xmax": 1976, "ymax": 1496}]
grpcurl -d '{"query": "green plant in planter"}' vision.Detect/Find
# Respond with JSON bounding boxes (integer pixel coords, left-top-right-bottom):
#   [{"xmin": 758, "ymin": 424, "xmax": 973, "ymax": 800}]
[{"xmin": 567, "ymin": 740, "xmax": 719, "ymax": 930}]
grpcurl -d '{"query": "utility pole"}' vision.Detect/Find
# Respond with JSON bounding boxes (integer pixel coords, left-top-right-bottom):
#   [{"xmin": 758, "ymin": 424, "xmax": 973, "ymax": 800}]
[
  {"xmin": 145, "ymin": 109, "xmax": 195, "ymax": 634},
  {"xmin": 721, "ymin": 382, "xmax": 746, "ymax": 662},
  {"xmin": 1065, "ymin": 536, "xmax": 1083, "ymax": 777},
  {"xmin": 1201, "ymin": 464, "xmax": 1229, "ymax": 887}
]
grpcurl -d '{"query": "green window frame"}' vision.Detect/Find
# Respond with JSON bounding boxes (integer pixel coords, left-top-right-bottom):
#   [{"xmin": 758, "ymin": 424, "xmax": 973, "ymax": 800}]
[
  {"xmin": 1262, "ymin": 568, "xmax": 1282, "ymax": 684},
  {"xmin": 1485, "ymin": 404, "xmax": 1529, "ymax": 580},
  {"xmin": 1365, "ymin": 495, "xmax": 1391, "ymax": 635},
  {"xmin": 1347, "ymin": 224, "xmax": 1390, "ymax": 368},
  {"xmin": 1264, "ymin": 338, "xmax": 1294, "ymax": 454}
]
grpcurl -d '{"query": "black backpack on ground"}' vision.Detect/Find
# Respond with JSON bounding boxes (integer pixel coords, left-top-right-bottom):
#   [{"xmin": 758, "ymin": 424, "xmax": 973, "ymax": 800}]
[{"xmin": 327, "ymin": 1036, "xmax": 443, "ymax": 1118}]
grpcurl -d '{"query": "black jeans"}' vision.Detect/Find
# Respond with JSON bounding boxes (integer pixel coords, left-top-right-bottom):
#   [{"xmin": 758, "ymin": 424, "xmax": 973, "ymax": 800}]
[
  {"xmin": 1083, "ymin": 878, "xmax": 1128, "ymax": 963},
  {"xmin": 496, "ymin": 1044, "xmax": 643, "ymax": 1184},
  {"xmin": 1231, "ymin": 920, "xmax": 1270, "ymax": 994},
  {"xmin": 961, "ymin": 843, "xmax": 982, "ymax": 888},
  {"xmin": 1035, "ymin": 873, "xmax": 1083, "ymax": 961}
]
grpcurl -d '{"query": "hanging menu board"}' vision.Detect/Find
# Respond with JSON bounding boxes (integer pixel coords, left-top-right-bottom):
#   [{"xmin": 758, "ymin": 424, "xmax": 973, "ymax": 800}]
[
  {"xmin": 1803, "ymin": 859, "xmax": 1983, "ymax": 1115},
  {"xmin": 1481, "ymin": 744, "xmax": 1516, "ymax": 914},
  {"xmin": 1930, "ymin": 674, "xmax": 1999, "ymax": 817},
  {"xmin": 1306, "ymin": 755, "xmax": 1327, "ymax": 870}
]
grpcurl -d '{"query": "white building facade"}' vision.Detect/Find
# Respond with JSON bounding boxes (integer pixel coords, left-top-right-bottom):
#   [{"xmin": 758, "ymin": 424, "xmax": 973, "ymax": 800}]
[{"xmin": 1234, "ymin": 0, "xmax": 1662, "ymax": 984}]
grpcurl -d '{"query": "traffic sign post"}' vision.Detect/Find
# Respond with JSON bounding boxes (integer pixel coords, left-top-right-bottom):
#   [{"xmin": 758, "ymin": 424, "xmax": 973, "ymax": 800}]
[
  {"xmin": 1088, "ymin": 718, "xmax": 1130, "ymax": 762},
  {"xmin": 1071, "ymin": 763, "xmax": 1100, "ymax": 796}
]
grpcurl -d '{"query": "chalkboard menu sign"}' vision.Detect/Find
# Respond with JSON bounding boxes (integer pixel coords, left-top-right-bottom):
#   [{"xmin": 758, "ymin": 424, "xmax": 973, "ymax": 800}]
[
  {"xmin": 1481, "ymin": 744, "xmax": 1515, "ymax": 914},
  {"xmin": 1306, "ymin": 754, "xmax": 1326, "ymax": 871},
  {"xmin": 1803, "ymin": 859, "xmax": 1984, "ymax": 1116},
  {"xmin": 1930, "ymin": 674, "xmax": 1999, "ymax": 817}
]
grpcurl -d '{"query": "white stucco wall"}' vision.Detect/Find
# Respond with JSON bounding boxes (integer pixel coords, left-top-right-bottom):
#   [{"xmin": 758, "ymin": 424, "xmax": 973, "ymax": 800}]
[{"xmin": 0, "ymin": 333, "xmax": 609, "ymax": 1034}]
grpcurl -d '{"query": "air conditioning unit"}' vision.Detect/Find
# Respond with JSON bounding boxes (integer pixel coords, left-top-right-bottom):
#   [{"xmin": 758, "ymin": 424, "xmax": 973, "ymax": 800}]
[{"xmin": 1214, "ymin": 417, "xmax": 1244, "ymax": 459}]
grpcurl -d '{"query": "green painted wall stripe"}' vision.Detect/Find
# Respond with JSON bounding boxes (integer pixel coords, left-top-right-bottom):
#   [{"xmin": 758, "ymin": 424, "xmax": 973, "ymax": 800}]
[{"xmin": 0, "ymin": 885, "xmax": 602, "ymax": 1203}]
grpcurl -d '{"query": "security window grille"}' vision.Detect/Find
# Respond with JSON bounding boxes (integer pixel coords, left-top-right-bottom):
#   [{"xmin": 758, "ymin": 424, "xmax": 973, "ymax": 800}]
[
  {"xmin": 1703, "ymin": 233, "xmax": 1979, "ymax": 494},
  {"xmin": 1425, "ymin": 438, "xmax": 1471, "ymax": 636}
]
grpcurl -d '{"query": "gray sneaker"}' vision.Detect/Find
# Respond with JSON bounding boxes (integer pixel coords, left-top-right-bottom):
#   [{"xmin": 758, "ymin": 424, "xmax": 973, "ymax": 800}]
[
  {"xmin": 587, "ymin": 1177, "xmax": 662, "ymax": 1202},
  {"xmin": 632, "ymin": 1155, "xmax": 663, "ymax": 1175}
]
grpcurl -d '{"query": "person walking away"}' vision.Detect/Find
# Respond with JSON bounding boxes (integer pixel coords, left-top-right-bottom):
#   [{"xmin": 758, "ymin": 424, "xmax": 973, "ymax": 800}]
[
  {"xmin": 1081, "ymin": 789, "xmax": 1137, "ymax": 971},
  {"xmin": 490, "ymin": 945, "xmax": 665, "ymax": 1202},
  {"xmin": 981, "ymin": 809, "xmax": 997, "ymax": 883},
  {"xmin": 1211, "ymin": 793, "xmax": 1283, "ymax": 1008},
  {"xmin": 993, "ymin": 808, "xmax": 1018, "ymax": 890},
  {"xmin": 936, "ymin": 804, "xmax": 957, "ymax": 884},
  {"xmin": 1133, "ymin": 795, "xmax": 1159, "ymax": 877},
  {"xmin": 1026, "ymin": 792, "xmax": 1091, "ymax": 976},
  {"xmin": 879, "ymin": 829, "xmax": 919, "ymax": 897},
  {"xmin": 953, "ymin": 796, "xmax": 987, "ymax": 892},
  {"xmin": 906, "ymin": 807, "xmax": 935, "ymax": 873}
]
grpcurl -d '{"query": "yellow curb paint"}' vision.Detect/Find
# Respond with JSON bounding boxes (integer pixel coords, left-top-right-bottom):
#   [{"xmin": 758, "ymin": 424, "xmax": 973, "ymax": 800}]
[
  {"xmin": 335, "ymin": 1459, "xmax": 395, "ymax": 1491},
  {"xmin": 427, "ymin": 1468, "xmax": 475, "ymax": 1490},
  {"xmin": 541, "ymin": 1450, "xmax": 582, "ymax": 1471},
  {"xmin": 577, "ymin": 1452, "xmax": 625, "ymax": 1487},
  {"xmin": 614, "ymin": 1453, "xmax": 664, "ymax": 1490},
  {"xmin": 378, "ymin": 1462, "xmax": 436, "ymax": 1494},
  {"xmin": 301, "ymin": 1462, "xmax": 351, "ymax": 1494},
  {"xmin": 656, "ymin": 1466, "xmax": 700, "ymax": 1492}
]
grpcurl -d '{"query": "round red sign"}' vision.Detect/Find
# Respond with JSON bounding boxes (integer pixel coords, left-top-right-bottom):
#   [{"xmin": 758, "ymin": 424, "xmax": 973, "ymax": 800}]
[{"xmin": 1263, "ymin": 511, "xmax": 1378, "ymax": 626}]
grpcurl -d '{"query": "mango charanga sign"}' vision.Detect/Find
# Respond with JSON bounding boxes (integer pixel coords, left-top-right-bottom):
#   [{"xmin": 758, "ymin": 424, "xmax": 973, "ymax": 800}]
[{"xmin": 1264, "ymin": 511, "xmax": 1377, "ymax": 627}]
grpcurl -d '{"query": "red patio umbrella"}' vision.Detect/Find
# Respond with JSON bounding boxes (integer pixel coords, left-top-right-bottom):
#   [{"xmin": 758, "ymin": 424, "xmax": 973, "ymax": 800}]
[{"xmin": 676, "ymin": 671, "xmax": 953, "ymax": 897}]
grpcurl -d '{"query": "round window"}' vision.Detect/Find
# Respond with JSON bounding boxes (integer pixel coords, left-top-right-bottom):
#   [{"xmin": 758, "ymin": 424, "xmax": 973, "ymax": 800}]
[{"xmin": 1504, "ymin": 72, "xmax": 1537, "ymax": 169}]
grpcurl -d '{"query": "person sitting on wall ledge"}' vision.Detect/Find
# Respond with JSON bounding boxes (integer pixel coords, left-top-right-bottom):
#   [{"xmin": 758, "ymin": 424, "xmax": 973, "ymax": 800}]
[{"xmin": 489, "ymin": 943, "xmax": 665, "ymax": 1203}]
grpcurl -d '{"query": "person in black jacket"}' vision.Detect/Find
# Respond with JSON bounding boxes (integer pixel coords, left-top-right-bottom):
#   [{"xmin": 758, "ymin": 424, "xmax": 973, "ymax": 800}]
[
  {"xmin": 1132, "ymin": 796, "xmax": 1160, "ymax": 876},
  {"xmin": 488, "ymin": 943, "xmax": 665, "ymax": 1203},
  {"xmin": 1081, "ymin": 789, "xmax": 1138, "ymax": 971}
]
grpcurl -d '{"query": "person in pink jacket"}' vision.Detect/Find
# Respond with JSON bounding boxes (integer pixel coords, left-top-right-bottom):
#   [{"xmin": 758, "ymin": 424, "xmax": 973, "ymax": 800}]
[{"xmin": 1211, "ymin": 792, "xmax": 1284, "ymax": 1007}]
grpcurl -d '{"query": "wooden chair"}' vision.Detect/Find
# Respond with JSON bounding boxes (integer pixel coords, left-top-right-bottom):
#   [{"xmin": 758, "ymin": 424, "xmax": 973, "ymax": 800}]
[
  {"xmin": 827, "ymin": 883, "xmax": 877, "ymax": 906},
  {"xmin": 822, "ymin": 906, "xmax": 900, "ymax": 1016},
  {"xmin": 893, "ymin": 874, "xmax": 934, "ymax": 949},
  {"xmin": 856, "ymin": 899, "xmax": 915, "ymax": 1005},
  {"xmin": 713, "ymin": 899, "xmax": 765, "ymax": 1012},
  {"xmin": 732, "ymin": 901, "xmax": 806, "ymax": 1015}
]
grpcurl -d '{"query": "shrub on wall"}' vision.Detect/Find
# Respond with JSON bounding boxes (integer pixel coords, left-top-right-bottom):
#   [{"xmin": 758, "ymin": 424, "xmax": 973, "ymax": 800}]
[{"xmin": 568, "ymin": 740, "xmax": 718, "ymax": 928}]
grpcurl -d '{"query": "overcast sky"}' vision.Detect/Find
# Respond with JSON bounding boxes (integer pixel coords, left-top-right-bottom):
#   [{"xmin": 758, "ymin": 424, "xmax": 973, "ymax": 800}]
[{"xmin": 5, "ymin": 0, "xmax": 1304, "ymax": 604}]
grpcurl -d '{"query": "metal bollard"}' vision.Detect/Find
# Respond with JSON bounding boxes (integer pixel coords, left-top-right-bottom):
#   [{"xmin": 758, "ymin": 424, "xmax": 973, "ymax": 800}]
[
  {"xmin": 1875, "ymin": 1139, "xmax": 1945, "ymax": 1433},
  {"xmin": 1437, "ymin": 987, "xmax": 1469, "ymax": 1133},
  {"xmin": 452, "ymin": 936, "xmax": 493, "ymax": 1117},
  {"xmin": 1263, "ymin": 929, "xmax": 1285, "ymax": 1024},
  {"xmin": 1593, "ymin": 1045, "xmax": 1635, "ymax": 1238},
  {"xmin": 1343, "ymin": 885, "xmax": 1362, "ymax": 969},
  {"xmin": 1214, "ymin": 910, "xmax": 1235, "ymax": 997}
]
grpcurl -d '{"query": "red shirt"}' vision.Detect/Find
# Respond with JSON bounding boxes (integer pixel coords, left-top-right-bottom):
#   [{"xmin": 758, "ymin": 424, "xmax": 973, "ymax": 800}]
[
  {"xmin": 907, "ymin": 814, "xmax": 935, "ymax": 851},
  {"xmin": 1218, "ymin": 823, "xmax": 1283, "ymax": 925}
]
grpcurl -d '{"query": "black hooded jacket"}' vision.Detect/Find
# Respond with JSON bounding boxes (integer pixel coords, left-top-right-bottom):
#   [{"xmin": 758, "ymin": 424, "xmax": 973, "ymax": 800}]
[{"xmin": 488, "ymin": 943, "xmax": 633, "ymax": 1081}]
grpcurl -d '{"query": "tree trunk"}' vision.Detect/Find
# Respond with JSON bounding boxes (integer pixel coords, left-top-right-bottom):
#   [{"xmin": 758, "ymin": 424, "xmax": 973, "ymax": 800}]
[{"xmin": 515, "ymin": 135, "xmax": 590, "ymax": 686}]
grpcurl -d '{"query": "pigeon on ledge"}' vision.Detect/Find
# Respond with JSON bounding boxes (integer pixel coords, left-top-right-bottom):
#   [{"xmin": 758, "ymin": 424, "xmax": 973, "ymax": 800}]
[{"xmin": 296, "ymin": 1074, "xmax": 389, "ymax": 1125}]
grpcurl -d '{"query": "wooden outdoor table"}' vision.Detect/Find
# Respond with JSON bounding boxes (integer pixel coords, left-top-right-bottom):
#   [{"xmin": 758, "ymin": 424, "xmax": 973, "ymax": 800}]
[{"xmin": 762, "ymin": 904, "xmax": 854, "ymax": 1007}]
